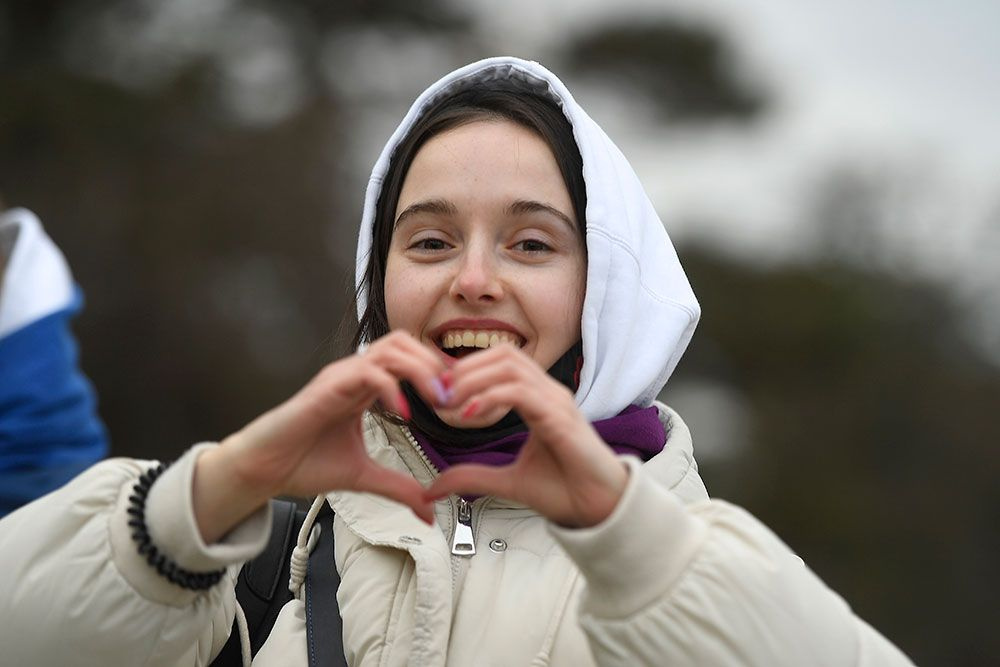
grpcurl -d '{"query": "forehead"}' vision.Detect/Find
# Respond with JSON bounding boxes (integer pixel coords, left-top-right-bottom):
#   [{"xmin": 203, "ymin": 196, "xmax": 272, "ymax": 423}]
[{"xmin": 396, "ymin": 119, "xmax": 572, "ymax": 215}]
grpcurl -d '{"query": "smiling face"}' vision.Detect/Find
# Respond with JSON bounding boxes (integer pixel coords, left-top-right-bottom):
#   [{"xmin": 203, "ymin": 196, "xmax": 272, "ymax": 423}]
[{"xmin": 385, "ymin": 119, "xmax": 586, "ymax": 427}]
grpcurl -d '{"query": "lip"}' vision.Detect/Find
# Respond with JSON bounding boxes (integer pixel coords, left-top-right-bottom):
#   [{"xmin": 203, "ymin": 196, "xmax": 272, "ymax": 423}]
[{"xmin": 428, "ymin": 318, "xmax": 527, "ymax": 347}]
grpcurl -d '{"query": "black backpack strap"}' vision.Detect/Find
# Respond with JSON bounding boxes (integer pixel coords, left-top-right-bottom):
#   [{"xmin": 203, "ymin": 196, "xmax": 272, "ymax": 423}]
[
  {"xmin": 211, "ymin": 499, "xmax": 304, "ymax": 666},
  {"xmin": 306, "ymin": 503, "xmax": 345, "ymax": 667}
]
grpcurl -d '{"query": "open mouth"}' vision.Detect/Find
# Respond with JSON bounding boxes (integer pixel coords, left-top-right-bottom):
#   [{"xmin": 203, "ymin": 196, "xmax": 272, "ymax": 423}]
[{"xmin": 437, "ymin": 329, "xmax": 525, "ymax": 359}]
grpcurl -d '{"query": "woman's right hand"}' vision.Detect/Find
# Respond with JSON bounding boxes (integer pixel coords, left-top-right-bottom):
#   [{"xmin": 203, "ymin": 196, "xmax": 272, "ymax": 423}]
[{"xmin": 192, "ymin": 331, "xmax": 449, "ymax": 543}]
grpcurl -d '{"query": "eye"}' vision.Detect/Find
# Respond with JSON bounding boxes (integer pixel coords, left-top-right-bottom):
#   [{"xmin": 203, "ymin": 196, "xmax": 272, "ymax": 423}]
[
  {"xmin": 514, "ymin": 239, "xmax": 552, "ymax": 253},
  {"xmin": 409, "ymin": 237, "xmax": 451, "ymax": 252}
]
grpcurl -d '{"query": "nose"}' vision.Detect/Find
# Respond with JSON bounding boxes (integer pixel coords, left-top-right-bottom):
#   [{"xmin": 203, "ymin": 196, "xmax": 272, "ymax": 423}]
[{"xmin": 449, "ymin": 243, "xmax": 503, "ymax": 304}]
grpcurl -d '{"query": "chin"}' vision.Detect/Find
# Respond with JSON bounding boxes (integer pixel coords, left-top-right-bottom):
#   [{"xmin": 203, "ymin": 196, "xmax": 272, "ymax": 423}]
[{"xmin": 434, "ymin": 405, "xmax": 509, "ymax": 430}]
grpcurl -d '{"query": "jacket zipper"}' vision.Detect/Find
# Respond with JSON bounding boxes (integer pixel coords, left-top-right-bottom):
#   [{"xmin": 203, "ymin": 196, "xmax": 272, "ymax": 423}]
[
  {"xmin": 400, "ymin": 425, "xmax": 477, "ymax": 557},
  {"xmin": 450, "ymin": 497, "xmax": 475, "ymax": 556},
  {"xmin": 401, "ymin": 425, "xmax": 439, "ymax": 478}
]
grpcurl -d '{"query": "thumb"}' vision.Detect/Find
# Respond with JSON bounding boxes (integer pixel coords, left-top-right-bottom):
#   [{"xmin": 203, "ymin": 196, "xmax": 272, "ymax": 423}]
[
  {"xmin": 353, "ymin": 462, "xmax": 436, "ymax": 525},
  {"xmin": 424, "ymin": 464, "xmax": 517, "ymax": 502}
]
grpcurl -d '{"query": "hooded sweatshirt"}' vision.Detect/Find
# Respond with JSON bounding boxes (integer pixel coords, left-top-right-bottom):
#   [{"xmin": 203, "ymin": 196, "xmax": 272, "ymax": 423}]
[
  {"xmin": 0, "ymin": 208, "xmax": 107, "ymax": 515},
  {"xmin": 356, "ymin": 57, "xmax": 700, "ymax": 421}
]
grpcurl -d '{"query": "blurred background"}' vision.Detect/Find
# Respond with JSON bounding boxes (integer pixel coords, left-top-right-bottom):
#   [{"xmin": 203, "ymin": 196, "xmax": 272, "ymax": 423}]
[{"xmin": 2, "ymin": 0, "xmax": 998, "ymax": 663}]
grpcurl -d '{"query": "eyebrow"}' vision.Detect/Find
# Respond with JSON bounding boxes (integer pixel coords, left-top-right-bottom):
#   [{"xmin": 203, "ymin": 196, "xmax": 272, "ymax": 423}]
[
  {"xmin": 395, "ymin": 199, "xmax": 457, "ymax": 227},
  {"xmin": 394, "ymin": 197, "xmax": 577, "ymax": 231},
  {"xmin": 506, "ymin": 200, "xmax": 577, "ymax": 231}
]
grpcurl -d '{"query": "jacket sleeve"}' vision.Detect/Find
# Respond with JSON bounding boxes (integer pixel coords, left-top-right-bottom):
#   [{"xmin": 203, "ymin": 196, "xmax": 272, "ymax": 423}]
[
  {"xmin": 0, "ymin": 444, "xmax": 271, "ymax": 667},
  {"xmin": 549, "ymin": 457, "xmax": 916, "ymax": 666}
]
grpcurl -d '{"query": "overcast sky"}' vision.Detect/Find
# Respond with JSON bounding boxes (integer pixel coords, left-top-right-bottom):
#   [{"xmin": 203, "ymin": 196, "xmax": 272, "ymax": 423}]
[
  {"xmin": 463, "ymin": 0, "xmax": 1000, "ymax": 269},
  {"xmin": 76, "ymin": 0, "xmax": 999, "ymax": 277}
]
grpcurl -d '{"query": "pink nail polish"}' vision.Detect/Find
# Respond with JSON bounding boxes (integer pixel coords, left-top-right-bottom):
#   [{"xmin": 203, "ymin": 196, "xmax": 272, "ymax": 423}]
[{"xmin": 397, "ymin": 392, "xmax": 411, "ymax": 420}]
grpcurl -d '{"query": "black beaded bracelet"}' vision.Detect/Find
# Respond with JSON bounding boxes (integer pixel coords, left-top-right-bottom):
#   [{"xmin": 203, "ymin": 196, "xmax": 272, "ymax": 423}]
[{"xmin": 127, "ymin": 463, "xmax": 227, "ymax": 590}]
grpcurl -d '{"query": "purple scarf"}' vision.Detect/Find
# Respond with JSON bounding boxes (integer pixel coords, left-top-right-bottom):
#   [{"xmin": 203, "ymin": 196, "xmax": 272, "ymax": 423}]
[{"xmin": 411, "ymin": 404, "xmax": 666, "ymax": 472}]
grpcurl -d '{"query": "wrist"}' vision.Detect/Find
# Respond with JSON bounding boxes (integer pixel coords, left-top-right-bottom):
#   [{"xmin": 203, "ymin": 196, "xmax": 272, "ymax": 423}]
[
  {"xmin": 555, "ymin": 458, "xmax": 630, "ymax": 529},
  {"xmin": 193, "ymin": 445, "xmax": 273, "ymax": 544},
  {"xmin": 128, "ymin": 462, "xmax": 227, "ymax": 589},
  {"xmin": 549, "ymin": 459, "xmax": 709, "ymax": 619},
  {"xmin": 581, "ymin": 459, "xmax": 630, "ymax": 527}
]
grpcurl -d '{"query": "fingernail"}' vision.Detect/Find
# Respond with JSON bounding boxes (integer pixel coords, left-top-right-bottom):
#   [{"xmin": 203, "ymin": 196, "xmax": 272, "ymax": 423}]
[
  {"xmin": 462, "ymin": 400, "xmax": 479, "ymax": 419},
  {"xmin": 439, "ymin": 370, "xmax": 453, "ymax": 390},
  {"xmin": 430, "ymin": 377, "xmax": 453, "ymax": 406},
  {"xmin": 397, "ymin": 391, "xmax": 411, "ymax": 420}
]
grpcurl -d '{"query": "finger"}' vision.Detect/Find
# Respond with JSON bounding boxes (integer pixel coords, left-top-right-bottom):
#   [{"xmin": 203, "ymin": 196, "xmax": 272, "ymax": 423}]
[
  {"xmin": 449, "ymin": 360, "xmax": 566, "ymax": 423},
  {"xmin": 458, "ymin": 380, "xmax": 579, "ymax": 436},
  {"xmin": 315, "ymin": 362, "xmax": 407, "ymax": 418},
  {"xmin": 354, "ymin": 462, "xmax": 436, "ymax": 525},
  {"xmin": 366, "ymin": 334, "xmax": 453, "ymax": 406},
  {"xmin": 451, "ymin": 344, "xmax": 551, "ymax": 390},
  {"xmin": 370, "ymin": 330, "xmax": 447, "ymax": 373},
  {"xmin": 364, "ymin": 346, "xmax": 451, "ymax": 408},
  {"xmin": 424, "ymin": 464, "xmax": 518, "ymax": 502},
  {"xmin": 362, "ymin": 365, "xmax": 411, "ymax": 419}
]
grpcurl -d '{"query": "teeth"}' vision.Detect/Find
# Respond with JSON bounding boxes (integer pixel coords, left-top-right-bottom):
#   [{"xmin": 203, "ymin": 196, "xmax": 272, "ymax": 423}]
[{"xmin": 440, "ymin": 329, "xmax": 523, "ymax": 349}]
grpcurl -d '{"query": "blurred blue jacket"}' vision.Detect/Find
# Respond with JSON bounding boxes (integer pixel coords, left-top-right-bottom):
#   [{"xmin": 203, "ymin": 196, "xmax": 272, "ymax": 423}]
[{"xmin": 0, "ymin": 208, "xmax": 107, "ymax": 516}]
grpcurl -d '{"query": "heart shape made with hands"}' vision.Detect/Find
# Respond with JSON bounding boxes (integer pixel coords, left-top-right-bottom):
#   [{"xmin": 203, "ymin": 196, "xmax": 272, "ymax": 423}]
[{"xmin": 194, "ymin": 333, "xmax": 628, "ymax": 544}]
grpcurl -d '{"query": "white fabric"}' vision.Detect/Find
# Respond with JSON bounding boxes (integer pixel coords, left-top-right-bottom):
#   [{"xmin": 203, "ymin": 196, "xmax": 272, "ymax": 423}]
[
  {"xmin": 0, "ymin": 208, "xmax": 75, "ymax": 339},
  {"xmin": 355, "ymin": 57, "xmax": 700, "ymax": 421}
]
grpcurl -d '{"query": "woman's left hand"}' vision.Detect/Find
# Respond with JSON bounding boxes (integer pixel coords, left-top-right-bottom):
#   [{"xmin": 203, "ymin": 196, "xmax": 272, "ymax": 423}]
[{"xmin": 424, "ymin": 344, "xmax": 628, "ymax": 528}]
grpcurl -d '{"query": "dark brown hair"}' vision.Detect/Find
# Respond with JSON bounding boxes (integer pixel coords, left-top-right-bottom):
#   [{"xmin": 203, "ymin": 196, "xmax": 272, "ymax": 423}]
[{"xmin": 350, "ymin": 80, "xmax": 587, "ymax": 350}]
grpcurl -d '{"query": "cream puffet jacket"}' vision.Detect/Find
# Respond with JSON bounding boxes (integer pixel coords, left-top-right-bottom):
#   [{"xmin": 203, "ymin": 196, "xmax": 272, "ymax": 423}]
[{"xmin": 0, "ymin": 406, "xmax": 914, "ymax": 666}]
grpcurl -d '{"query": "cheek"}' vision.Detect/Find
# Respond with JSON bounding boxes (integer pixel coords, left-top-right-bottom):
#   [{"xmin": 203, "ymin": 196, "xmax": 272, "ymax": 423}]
[
  {"xmin": 531, "ymin": 264, "xmax": 585, "ymax": 340},
  {"xmin": 383, "ymin": 258, "xmax": 410, "ymax": 330},
  {"xmin": 384, "ymin": 260, "xmax": 437, "ymax": 332}
]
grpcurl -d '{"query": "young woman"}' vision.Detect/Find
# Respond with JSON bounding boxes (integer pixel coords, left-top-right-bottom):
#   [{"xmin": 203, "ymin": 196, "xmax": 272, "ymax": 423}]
[{"xmin": 0, "ymin": 57, "xmax": 913, "ymax": 666}]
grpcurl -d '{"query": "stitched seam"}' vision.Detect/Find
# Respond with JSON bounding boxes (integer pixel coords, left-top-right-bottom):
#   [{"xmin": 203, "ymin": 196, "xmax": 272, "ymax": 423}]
[
  {"xmin": 668, "ymin": 453, "xmax": 694, "ymax": 492},
  {"xmin": 587, "ymin": 226, "xmax": 699, "ymax": 318},
  {"xmin": 534, "ymin": 569, "xmax": 581, "ymax": 665},
  {"xmin": 306, "ymin": 569, "xmax": 316, "ymax": 665},
  {"xmin": 377, "ymin": 562, "xmax": 408, "ymax": 667}
]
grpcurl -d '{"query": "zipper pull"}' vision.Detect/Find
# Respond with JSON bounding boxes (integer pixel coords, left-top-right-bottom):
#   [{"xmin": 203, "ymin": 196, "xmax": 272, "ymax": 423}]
[{"xmin": 451, "ymin": 498, "xmax": 476, "ymax": 556}]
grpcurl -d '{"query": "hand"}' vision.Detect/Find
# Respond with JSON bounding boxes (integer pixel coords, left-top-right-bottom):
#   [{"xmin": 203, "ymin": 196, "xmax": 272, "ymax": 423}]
[
  {"xmin": 194, "ymin": 331, "xmax": 449, "ymax": 543},
  {"xmin": 424, "ymin": 345, "xmax": 628, "ymax": 528}
]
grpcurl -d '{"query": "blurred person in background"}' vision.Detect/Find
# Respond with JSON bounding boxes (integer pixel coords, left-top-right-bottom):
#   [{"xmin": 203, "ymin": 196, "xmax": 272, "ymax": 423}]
[
  {"xmin": 0, "ymin": 59, "xmax": 914, "ymax": 665},
  {"xmin": 0, "ymin": 204, "xmax": 108, "ymax": 517}
]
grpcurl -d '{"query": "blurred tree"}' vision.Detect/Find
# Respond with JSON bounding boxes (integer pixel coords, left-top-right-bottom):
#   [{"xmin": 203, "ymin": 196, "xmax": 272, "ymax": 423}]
[
  {"xmin": 670, "ymin": 245, "xmax": 1000, "ymax": 666},
  {"xmin": 0, "ymin": 0, "xmax": 472, "ymax": 460},
  {"xmin": 561, "ymin": 20, "xmax": 767, "ymax": 122}
]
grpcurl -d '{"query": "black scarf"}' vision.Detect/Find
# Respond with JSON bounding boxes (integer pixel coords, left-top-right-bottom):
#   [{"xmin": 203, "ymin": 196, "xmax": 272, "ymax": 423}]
[{"xmin": 401, "ymin": 341, "xmax": 583, "ymax": 447}]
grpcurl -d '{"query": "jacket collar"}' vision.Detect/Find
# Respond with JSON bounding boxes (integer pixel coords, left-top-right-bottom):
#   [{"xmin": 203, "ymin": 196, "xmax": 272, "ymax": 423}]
[{"xmin": 325, "ymin": 404, "xmax": 692, "ymax": 528}]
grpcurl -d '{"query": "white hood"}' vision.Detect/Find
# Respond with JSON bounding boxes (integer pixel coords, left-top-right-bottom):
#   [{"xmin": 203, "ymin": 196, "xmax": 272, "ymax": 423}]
[
  {"xmin": 356, "ymin": 57, "xmax": 699, "ymax": 421},
  {"xmin": 0, "ymin": 208, "xmax": 75, "ymax": 339}
]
